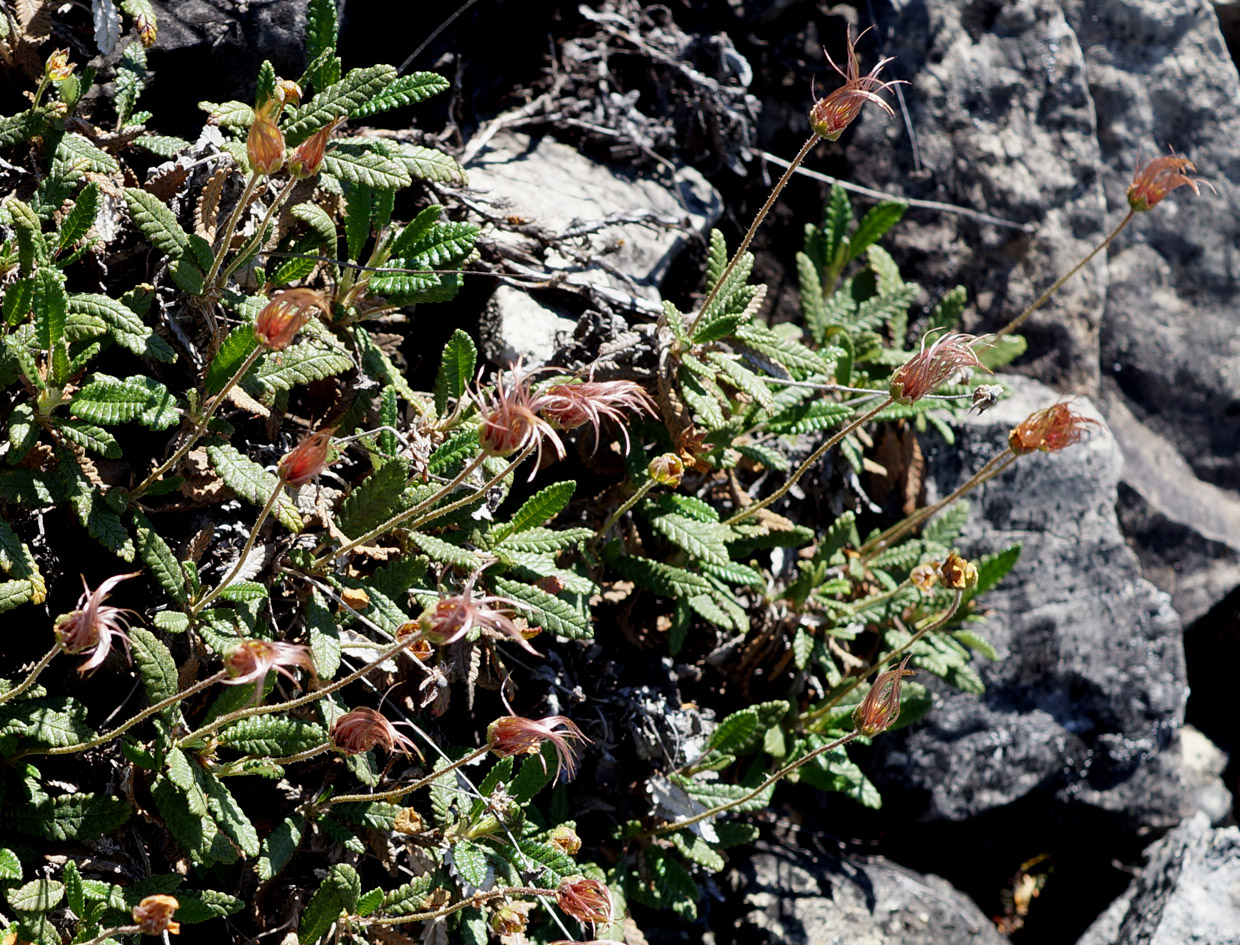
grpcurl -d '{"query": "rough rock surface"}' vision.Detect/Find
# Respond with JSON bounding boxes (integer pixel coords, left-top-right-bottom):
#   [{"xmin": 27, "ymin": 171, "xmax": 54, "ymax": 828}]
[
  {"xmin": 870, "ymin": 376, "xmax": 1210, "ymax": 831},
  {"xmin": 847, "ymin": 0, "xmax": 1240, "ymax": 623},
  {"xmin": 1077, "ymin": 813, "xmax": 1240, "ymax": 945},
  {"xmin": 733, "ymin": 840, "xmax": 1007, "ymax": 945}
]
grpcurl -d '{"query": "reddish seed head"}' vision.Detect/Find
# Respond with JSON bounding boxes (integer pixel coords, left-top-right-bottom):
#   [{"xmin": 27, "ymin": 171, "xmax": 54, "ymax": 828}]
[
  {"xmin": 809, "ymin": 26, "xmax": 906, "ymax": 142},
  {"xmin": 278, "ymin": 428, "xmax": 335, "ymax": 485},
  {"xmin": 54, "ymin": 572, "xmax": 140, "ymax": 674},
  {"xmin": 1008, "ymin": 402, "xmax": 1100, "ymax": 455},
  {"xmin": 537, "ymin": 378, "xmax": 656, "ymax": 454},
  {"xmin": 476, "ymin": 362, "xmax": 566, "ymax": 466},
  {"xmin": 1127, "ymin": 148, "xmax": 1214, "ymax": 212},
  {"xmin": 889, "ymin": 332, "xmax": 988, "ymax": 405},
  {"xmin": 254, "ymin": 288, "xmax": 327, "ymax": 350},
  {"xmin": 288, "ymin": 117, "xmax": 344, "ymax": 179},
  {"xmin": 132, "ymin": 895, "xmax": 180, "ymax": 936},
  {"xmin": 487, "ymin": 715, "xmax": 590, "ymax": 784},
  {"xmin": 555, "ymin": 878, "xmax": 614, "ymax": 926},
  {"xmin": 853, "ymin": 655, "xmax": 914, "ymax": 737},
  {"xmin": 421, "ymin": 577, "xmax": 538, "ymax": 654},
  {"xmin": 222, "ymin": 640, "xmax": 315, "ymax": 695},
  {"xmin": 331, "ymin": 707, "xmax": 420, "ymax": 756}
]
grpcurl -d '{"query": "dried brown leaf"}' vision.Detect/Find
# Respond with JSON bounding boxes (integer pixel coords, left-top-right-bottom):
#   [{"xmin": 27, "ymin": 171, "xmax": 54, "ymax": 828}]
[{"xmin": 196, "ymin": 168, "xmax": 227, "ymax": 241}]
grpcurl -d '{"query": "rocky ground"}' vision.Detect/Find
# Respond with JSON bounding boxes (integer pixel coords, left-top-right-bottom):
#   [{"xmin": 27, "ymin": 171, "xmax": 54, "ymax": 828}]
[{"xmin": 69, "ymin": 0, "xmax": 1240, "ymax": 942}]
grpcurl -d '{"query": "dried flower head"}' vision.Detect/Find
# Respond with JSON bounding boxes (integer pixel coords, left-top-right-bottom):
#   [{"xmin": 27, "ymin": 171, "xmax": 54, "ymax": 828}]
[
  {"xmin": 247, "ymin": 110, "xmax": 285, "ymax": 175},
  {"xmin": 394, "ymin": 808, "xmax": 424, "ymax": 834},
  {"xmin": 1008, "ymin": 402, "xmax": 1100, "ymax": 455},
  {"xmin": 490, "ymin": 903, "xmax": 532, "ymax": 935},
  {"xmin": 853, "ymin": 655, "xmax": 914, "ymax": 737},
  {"xmin": 475, "ymin": 363, "xmax": 566, "ymax": 466},
  {"xmin": 45, "ymin": 48, "xmax": 75, "ymax": 81},
  {"xmin": 133, "ymin": 894, "xmax": 180, "ymax": 936},
  {"xmin": 222, "ymin": 640, "xmax": 316, "ymax": 695},
  {"xmin": 647, "ymin": 452, "xmax": 685, "ymax": 487},
  {"xmin": 555, "ymin": 878, "xmax": 613, "ymax": 926},
  {"xmin": 421, "ymin": 577, "xmax": 538, "ymax": 654},
  {"xmin": 331, "ymin": 707, "xmax": 420, "ymax": 756},
  {"xmin": 971, "ymin": 383, "xmax": 1005, "ymax": 414},
  {"xmin": 1127, "ymin": 148, "xmax": 1214, "ymax": 212},
  {"xmin": 809, "ymin": 26, "xmax": 906, "ymax": 141},
  {"xmin": 487, "ymin": 715, "xmax": 589, "ymax": 783},
  {"xmin": 910, "ymin": 563, "xmax": 939, "ymax": 594},
  {"xmin": 288, "ymin": 117, "xmax": 345, "ymax": 179},
  {"xmin": 54, "ymin": 573, "xmax": 140, "ymax": 674},
  {"xmin": 889, "ymin": 332, "xmax": 988, "ymax": 405},
  {"xmin": 939, "ymin": 551, "xmax": 978, "ymax": 591},
  {"xmin": 254, "ymin": 288, "xmax": 328, "ymax": 350},
  {"xmin": 278, "ymin": 428, "xmax": 335, "ymax": 485},
  {"xmin": 548, "ymin": 824, "xmax": 582, "ymax": 856},
  {"xmin": 537, "ymin": 378, "xmax": 656, "ymax": 453}
]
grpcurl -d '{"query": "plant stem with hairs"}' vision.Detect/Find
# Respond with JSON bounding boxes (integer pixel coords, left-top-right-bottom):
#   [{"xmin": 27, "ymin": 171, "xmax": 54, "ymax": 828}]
[
  {"xmin": 192, "ymin": 476, "xmax": 285, "ymax": 615},
  {"xmin": 725, "ymin": 397, "xmax": 891, "ymax": 526},
  {"xmin": 321, "ymin": 746, "xmax": 490, "ymax": 808},
  {"xmin": 218, "ymin": 176, "xmax": 300, "ymax": 285},
  {"xmin": 203, "ymin": 171, "xmax": 262, "ymax": 290},
  {"xmin": 361, "ymin": 887, "xmax": 557, "ymax": 928},
  {"xmin": 0, "ymin": 645, "xmax": 59, "ymax": 706}
]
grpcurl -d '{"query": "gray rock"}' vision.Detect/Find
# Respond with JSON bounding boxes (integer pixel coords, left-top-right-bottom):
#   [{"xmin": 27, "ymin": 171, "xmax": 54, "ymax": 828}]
[
  {"xmin": 734, "ymin": 839, "xmax": 1007, "ymax": 945},
  {"xmin": 871, "ymin": 376, "xmax": 1212, "ymax": 831},
  {"xmin": 1077, "ymin": 813, "xmax": 1240, "ymax": 945},
  {"xmin": 479, "ymin": 286, "xmax": 578, "ymax": 366},
  {"xmin": 848, "ymin": 0, "xmax": 1240, "ymax": 625},
  {"xmin": 465, "ymin": 131, "xmax": 721, "ymax": 326}
]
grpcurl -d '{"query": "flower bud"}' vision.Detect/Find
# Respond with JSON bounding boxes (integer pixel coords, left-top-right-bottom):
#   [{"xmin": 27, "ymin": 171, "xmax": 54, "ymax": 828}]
[
  {"xmin": 889, "ymin": 333, "xmax": 986, "ymax": 405},
  {"xmin": 853, "ymin": 655, "xmax": 913, "ymax": 737},
  {"xmin": 939, "ymin": 551, "xmax": 977, "ymax": 591},
  {"xmin": 133, "ymin": 895, "xmax": 180, "ymax": 936},
  {"xmin": 808, "ymin": 26, "xmax": 903, "ymax": 141},
  {"xmin": 910, "ymin": 563, "xmax": 939, "ymax": 594},
  {"xmin": 647, "ymin": 452, "xmax": 684, "ymax": 487},
  {"xmin": 490, "ymin": 903, "xmax": 530, "ymax": 935},
  {"xmin": 1008, "ymin": 403, "xmax": 1100, "ymax": 456},
  {"xmin": 548, "ymin": 824, "xmax": 581, "ymax": 856},
  {"xmin": 254, "ymin": 288, "xmax": 327, "ymax": 350},
  {"xmin": 288, "ymin": 118, "xmax": 344, "ymax": 179},
  {"xmin": 277, "ymin": 428, "xmax": 335, "ymax": 485},
  {"xmin": 555, "ymin": 878, "xmax": 613, "ymax": 925},
  {"xmin": 1127, "ymin": 149, "xmax": 1211, "ymax": 212},
  {"xmin": 247, "ymin": 111, "xmax": 285, "ymax": 175},
  {"xmin": 394, "ymin": 808, "xmax": 424, "ymax": 834},
  {"xmin": 45, "ymin": 48, "xmax": 75, "ymax": 81}
]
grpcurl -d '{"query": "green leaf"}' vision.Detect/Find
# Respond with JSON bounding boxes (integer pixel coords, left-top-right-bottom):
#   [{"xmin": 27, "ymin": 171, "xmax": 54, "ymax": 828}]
[
  {"xmin": 669, "ymin": 831, "xmax": 725, "ymax": 872},
  {"xmin": 247, "ymin": 336, "xmax": 353, "ymax": 401},
  {"xmin": 130, "ymin": 626, "xmax": 178, "ymax": 706},
  {"xmin": 154, "ymin": 611, "xmax": 189, "ymax": 633},
  {"xmin": 397, "ymin": 144, "xmax": 468, "ymax": 184},
  {"xmin": 322, "ymin": 144, "xmax": 412, "ymax": 190},
  {"xmin": 54, "ymin": 418, "xmax": 121, "ymax": 459},
  {"xmin": 54, "ymin": 133, "xmax": 119, "ymax": 176},
  {"xmin": 847, "ymin": 201, "xmax": 907, "ymax": 262},
  {"xmin": 132, "ymin": 511, "xmax": 188, "ymax": 605},
  {"xmin": 433, "ymin": 328, "xmax": 477, "ymax": 414},
  {"xmin": 379, "ymin": 875, "xmax": 438, "ymax": 916},
  {"xmin": 299, "ymin": 864, "xmax": 361, "ymax": 944},
  {"xmin": 32, "ymin": 268, "xmax": 67, "ymax": 350},
  {"xmin": 353, "ymin": 72, "xmax": 450, "ymax": 117},
  {"xmin": 497, "ymin": 527, "xmax": 593, "ymax": 554},
  {"xmin": 978, "ymin": 334, "xmax": 1026, "ymax": 370},
  {"xmin": 124, "ymin": 188, "xmax": 189, "ymax": 259},
  {"xmin": 6, "ymin": 878, "xmax": 64, "ymax": 914},
  {"xmin": 67, "ymin": 292, "xmax": 176, "ymax": 362},
  {"xmin": 797, "ymin": 251, "xmax": 830, "ymax": 344},
  {"xmin": 822, "ymin": 183, "xmax": 854, "ymax": 269},
  {"xmin": 650, "ymin": 512, "xmax": 733, "ymax": 568},
  {"xmin": 304, "ymin": 0, "xmax": 340, "ymax": 92},
  {"xmin": 707, "ymin": 352, "xmax": 776, "ymax": 411},
  {"xmin": 7, "ymin": 198, "xmax": 47, "ymax": 270},
  {"xmin": 284, "ymin": 65, "xmax": 397, "ymax": 144},
  {"xmin": 207, "ymin": 445, "xmax": 303, "ymax": 532},
  {"xmin": 492, "ymin": 480, "xmax": 575, "ymax": 542},
  {"xmin": 733, "ymin": 321, "xmax": 830, "ymax": 377},
  {"xmin": 219, "ymin": 717, "xmax": 327, "ymax": 756},
  {"xmin": 5, "ymin": 793, "xmax": 130, "ymax": 841},
  {"xmin": 609, "ymin": 553, "xmax": 713, "ymax": 598},
  {"xmin": 217, "ymin": 581, "xmax": 268, "ymax": 602},
  {"xmin": 491, "ymin": 576, "xmax": 592, "ymax": 640},
  {"xmin": 70, "ymin": 373, "xmax": 179, "ymax": 429},
  {"xmin": 256, "ymin": 813, "xmax": 306, "ymax": 882},
  {"xmin": 336, "ymin": 458, "xmax": 412, "ymax": 538},
  {"xmin": 115, "ymin": 41, "xmax": 147, "ymax": 125},
  {"xmin": 928, "ymin": 285, "xmax": 968, "ymax": 333},
  {"xmin": 452, "ymin": 840, "xmax": 490, "ymax": 887},
  {"xmin": 198, "ymin": 99, "xmax": 254, "ymax": 130},
  {"xmin": 972, "ymin": 543, "xmax": 1021, "ymax": 596},
  {"xmin": 644, "ymin": 848, "xmax": 699, "ymax": 920},
  {"xmin": 204, "ymin": 323, "xmax": 258, "ymax": 395},
  {"xmin": 57, "ymin": 181, "xmax": 100, "ymax": 252},
  {"xmin": 0, "ymin": 515, "xmax": 45, "ymax": 603},
  {"xmin": 0, "ymin": 848, "xmax": 20, "ymax": 882},
  {"xmin": 201, "ymin": 770, "xmax": 260, "ymax": 856},
  {"xmin": 953, "ymin": 629, "xmax": 998, "ymax": 660}
]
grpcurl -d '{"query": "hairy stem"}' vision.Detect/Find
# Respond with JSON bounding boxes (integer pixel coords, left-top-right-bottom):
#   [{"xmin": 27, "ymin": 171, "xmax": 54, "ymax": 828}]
[
  {"xmin": 593, "ymin": 477, "xmax": 657, "ymax": 541},
  {"xmin": 725, "ymin": 397, "xmax": 891, "ymax": 526},
  {"xmin": 996, "ymin": 210, "xmax": 1134, "ymax": 339},
  {"xmin": 14, "ymin": 671, "xmax": 229, "ymax": 759},
  {"xmin": 0, "ymin": 645, "xmax": 60, "ymax": 706},
  {"xmin": 218, "ymin": 176, "xmax": 299, "ymax": 285},
  {"xmin": 192, "ymin": 475, "xmax": 285, "ymax": 614},
  {"xmin": 687, "ymin": 134, "xmax": 820, "ymax": 337},
  {"xmin": 361, "ymin": 887, "xmax": 556, "ymax": 928},
  {"xmin": 858, "ymin": 449, "xmax": 1017, "ymax": 559},
  {"xmin": 203, "ymin": 171, "xmax": 262, "ymax": 290},
  {"xmin": 78, "ymin": 926, "xmax": 141, "ymax": 945},
  {"xmin": 132, "ymin": 345, "xmax": 265, "ymax": 498},
  {"xmin": 323, "ymin": 745, "xmax": 490, "ymax": 807}
]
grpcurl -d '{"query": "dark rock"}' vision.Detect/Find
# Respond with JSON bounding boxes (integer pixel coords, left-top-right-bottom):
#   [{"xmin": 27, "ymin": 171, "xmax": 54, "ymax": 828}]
[
  {"xmin": 732, "ymin": 838, "xmax": 1008, "ymax": 945},
  {"xmin": 1076, "ymin": 813, "xmax": 1240, "ymax": 945},
  {"xmin": 869, "ymin": 376, "xmax": 1223, "ymax": 832}
]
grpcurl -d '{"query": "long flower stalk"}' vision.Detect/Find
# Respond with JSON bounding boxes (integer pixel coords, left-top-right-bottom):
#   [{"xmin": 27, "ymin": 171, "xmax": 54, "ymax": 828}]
[
  {"xmin": 361, "ymin": 887, "xmax": 556, "ymax": 928},
  {"xmin": 202, "ymin": 170, "xmax": 262, "ymax": 290},
  {"xmin": 218, "ymin": 176, "xmax": 300, "ymax": 285},
  {"xmin": 0, "ymin": 645, "xmax": 60, "ymax": 706},
  {"xmin": 322, "ymin": 745, "xmax": 490, "ymax": 807},
  {"xmin": 192, "ymin": 477, "xmax": 285, "ymax": 615}
]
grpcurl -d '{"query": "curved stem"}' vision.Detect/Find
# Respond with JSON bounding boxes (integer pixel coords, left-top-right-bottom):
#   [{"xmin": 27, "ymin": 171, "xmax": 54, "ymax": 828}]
[
  {"xmin": 192, "ymin": 476, "xmax": 285, "ymax": 615},
  {"xmin": 323, "ymin": 745, "xmax": 490, "ymax": 807},
  {"xmin": 14, "ymin": 671, "xmax": 229, "ymax": 759},
  {"xmin": 78, "ymin": 926, "xmax": 141, "ymax": 945},
  {"xmin": 362, "ymin": 887, "xmax": 556, "ymax": 928},
  {"xmin": 219, "ymin": 176, "xmax": 299, "ymax": 285},
  {"xmin": 315, "ymin": 445, "xmax": 534, "ymax": 567},
  {"xmin": 203, "ymin": 171, "xmax": 262, "ymax": 290},
  {"xmin": 263, "ymin": 742, "xmax": 332, "ymax": 767},
  {"xmin": 801, "ymin": 590, "xmax": 964, "ymax": 727},
  {"xmin": 724, "ymin": 396, "xmax": 891, "ymax": 526},
  {"xmin": 858, "ymin": 449, "xmax": 1017, "ymax": 559},
  {"xmin": 652, "ymin": 730, "xmax": 859, "ymax": 837},
  {"xmin": 593, "ymin": 477, "xmax": 656, "ymax": 541},
  {"xmin": 996, "ymin": 210, "xmax": 1134, "ymax": 339},
  {"xmin": 687, "ymin": 134, "xmax": 820, "ymax": 336},
  {"xmin": 131, "ymin": 345, "xmax": 265, "ymax": 498},
  {"xmin": 0, "ymin": 645, "xmax": 60, "ymax": 706},
  {"xmin": 177, "ymin": 637, "xmax": 415, "ymax": 748}
]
